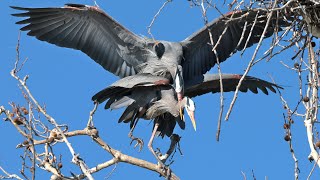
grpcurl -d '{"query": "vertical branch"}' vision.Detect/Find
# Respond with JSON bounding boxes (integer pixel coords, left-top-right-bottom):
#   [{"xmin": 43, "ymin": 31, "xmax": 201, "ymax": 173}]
[
  {"xmin": 199, "ymin": 0, "xmax": 225, "ymax": 141},
  {"xmin": 27, "ymin": 103, "xmax": 36, "ymax": 180},
  {"xmin": 304, "ymin": 37, "xmax": 320, "ymax": 168},
  {"xmin": 289, "ymin": 131, "xmax": 299, "ymax": 180},
  {"xmin": 225, "ymin": 1, "xmax": 277, "ymax": 121}
]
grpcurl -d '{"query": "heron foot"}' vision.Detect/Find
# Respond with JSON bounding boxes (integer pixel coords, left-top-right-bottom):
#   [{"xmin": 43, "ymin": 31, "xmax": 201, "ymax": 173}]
[
  {"xmin": 153, "ymin": 153, "xmax": 171, "ymax": 179},
  {"xmin": 129, "ymin": 136, "xmax": 144, "ymax": 152},
  {"xmin": 155, "ymin": 148, "xmax": 168, "ymax": 164},
  {"xmin": 156, "ymin": 157, "xmax": 166, "ymax": 169}
]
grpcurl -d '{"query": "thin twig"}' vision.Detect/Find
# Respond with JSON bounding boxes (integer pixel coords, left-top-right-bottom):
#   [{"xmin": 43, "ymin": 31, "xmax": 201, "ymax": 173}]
[
  {"xmin": 147, "ymin": 0, "xmax": 172, "ymax": 40},
  {"xmin": 225, "ymin": 1, "xmax": 277, "ymax": 121},
  {"xmin": 199, "ymin": 0, "xmax": 225, "ymax": 141},
  {"xmin": 241, "ymin": 171, "xmax": 247, "ymax": 180},
  {"xmin": 0, "ymin": 166, "xmax": 23, "ymax": 180},
  {"xmin": 307, "ymin": 156, "xmax": 319, "ymax": 180},
  {"xmin": 87, "ymin": 102, "xmax": 98, "ymax": 127},
  {"xmin": 10, "ymin": 34, "xmax": 94, "ymax": 180}
]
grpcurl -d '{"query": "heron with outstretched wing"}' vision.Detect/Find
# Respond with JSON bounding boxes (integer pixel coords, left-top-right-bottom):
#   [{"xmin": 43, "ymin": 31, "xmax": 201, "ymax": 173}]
[
  {"xmin": 11, "ymin": 3, "xmax": 287, "ymax": 165},
  {"xmin": 11, "ymin": 3, "xmax": 289, "ymax": 98}
]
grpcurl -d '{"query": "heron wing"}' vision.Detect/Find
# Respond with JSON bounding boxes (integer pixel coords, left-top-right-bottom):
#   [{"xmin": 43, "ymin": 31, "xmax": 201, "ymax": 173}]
[
  {"xmin": 11, "ymin": 4, "xmax": 153, "ymax": 77},
  {"xmin": 181, "ymin": 9, "xmax": 290, "ymax": 80},
  {"xmin": 184, "ymin": 74, "xmax": 282, "ymax": 98},
  {"xmin": 92, "ymin": 74, "xmax": 170, "ymax": 103}
]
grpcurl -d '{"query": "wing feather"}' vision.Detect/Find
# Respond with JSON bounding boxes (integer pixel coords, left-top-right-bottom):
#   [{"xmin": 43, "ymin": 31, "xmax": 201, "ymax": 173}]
[
  {"xmin": 181, "ymin": 9, "xmax": 291, "ymax": 80},
  {"xmin": 11, "ymin": 4, "xmax": 152, "ymax": 77},
  {"xmin": 185, "ymin": 74, "xmax": 282, "ymax": 98},
  {"xmin": 92, "ymin": 74, "xmax": 170, "ymax": 103}
]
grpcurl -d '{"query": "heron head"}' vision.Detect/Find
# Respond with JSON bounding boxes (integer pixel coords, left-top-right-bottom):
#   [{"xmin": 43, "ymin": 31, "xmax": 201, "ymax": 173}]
[
  {"xmin": 154, "ymin": 42, "xmax": 165, "ymax": 59},
  {"xmin": 180, "ymin": 97, "xmax": 196, "ymax": 131},
  {"xmin": 154, "ymin": 41, "xmax": 183, "ymax": 63}
]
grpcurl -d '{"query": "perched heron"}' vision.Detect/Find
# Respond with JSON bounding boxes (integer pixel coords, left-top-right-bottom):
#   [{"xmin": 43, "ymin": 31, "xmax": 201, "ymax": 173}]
[
  {"xmin": 93, "ymin": 73, "xmax": 195, "ymax": 164},
  {"xmin": 11, "ymin": 4, "xmax": 290, "ymax": 98},
  {"xmin": 92, "ymin": 73, "xmax": 281, "ymax": 163},
  {"xmin": 11, "ymin": 4, "xmax": 286, "ymax": 163}
]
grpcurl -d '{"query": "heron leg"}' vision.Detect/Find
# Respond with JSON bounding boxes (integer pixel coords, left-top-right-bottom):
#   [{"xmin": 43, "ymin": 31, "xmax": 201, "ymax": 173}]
[
  {"xmin": 128, "ymin": 118, "xmax": 144, "ymax": 152},
  {"xmin": 159, "ymin": 134, "xmax": 181, "ymax": 164},
  {"xmin": 148, "ymin": 120, "xmax": 165, "ymax": 168}
]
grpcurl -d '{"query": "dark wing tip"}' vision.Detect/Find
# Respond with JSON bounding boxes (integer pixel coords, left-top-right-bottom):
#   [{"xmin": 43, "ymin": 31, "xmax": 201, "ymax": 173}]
[
  {"xmin": 257, "ymin": 86, "xmax": 269, "ymax": 95},
  {"xmin": 269, "ymin": 83, "xmax": 284, "ymax": 93},
  {"xmin": 10, "ymin": 6, "xmax": 28, "ymax": 17},
  {"xmin": 64, "ymin": 4, "xmax": 86, "ymax": 8},
  {"xmin": 267, "ymin": 85, "xmax": 277, "ymax": 93},
  {"xmin": 15, "ymin": 18, "xmax": 30, "ymax": 25},
  {"xmin": 276, "ymin": 85, "xmax": 284, "ymax": 90},
  {"xmin": 11, "ymin": 13, "xmax": 24, "ymax": 17},
  {"xmin": 10, "ymin": 6, "xmax": 28, "ymax": 10},
  {"xmin": 248, "ymin": 86, "xmax": 258, "ymax": 94}
]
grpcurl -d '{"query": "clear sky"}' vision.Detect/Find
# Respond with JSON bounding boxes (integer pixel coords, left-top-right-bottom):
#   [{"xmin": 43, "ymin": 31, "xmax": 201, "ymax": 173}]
[{"xmin": 1, "ymin": 1, "xmax": 319, "ymax": 179}]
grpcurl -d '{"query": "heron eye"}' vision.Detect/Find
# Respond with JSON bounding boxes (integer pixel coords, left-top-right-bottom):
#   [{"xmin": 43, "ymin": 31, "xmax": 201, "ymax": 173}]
[
  {"xmin": 154, "ymin": 42, "xmax": 165, "ymax": 59},
  {"xmin": 186, "ymin": 97, "xmax": 195, "ymax": 111}
]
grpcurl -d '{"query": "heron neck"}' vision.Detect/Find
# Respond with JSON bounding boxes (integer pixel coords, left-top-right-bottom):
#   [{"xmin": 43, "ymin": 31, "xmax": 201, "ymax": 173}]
[{"xmin": 179, "ymin": 97, "xmax": 188, "ymax": 108}]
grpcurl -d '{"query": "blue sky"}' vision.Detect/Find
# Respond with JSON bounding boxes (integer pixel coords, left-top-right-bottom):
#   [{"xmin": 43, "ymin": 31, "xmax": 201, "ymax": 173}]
[{"xmin": 1, "ymin": 1, "xmax": 319, "ymax": 179}]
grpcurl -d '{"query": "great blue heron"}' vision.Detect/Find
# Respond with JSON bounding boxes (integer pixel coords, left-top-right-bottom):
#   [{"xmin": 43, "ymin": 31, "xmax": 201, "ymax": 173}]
[
  {"xmin": 11, "ymin": 4, "xmax": 289, "ymax": 98},
  {"xmin": 92, "ymin": 73, "xmax": 281, "ymax": 163},
  {"xmin": 93, "ymin": 73, "xmax": 195, "ymax": 164},
  {"xmin": 11, "ymin": 4, "xmax": 286, "ymax": 163}
]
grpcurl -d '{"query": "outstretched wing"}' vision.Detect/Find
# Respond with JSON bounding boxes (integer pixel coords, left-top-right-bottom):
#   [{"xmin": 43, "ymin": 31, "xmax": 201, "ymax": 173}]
[
  {"xmin": 11, "ymin": 4, "xmax": 153, "ymax": 77},
  {"xmin": 92, "ymin": 74, "xmax": 170, "ymax": 103},
  {"xmin": 181, "ymin": 9, "xmax": 290, "ymax": 80},
  {"xmin": 185, "ymin": 74, "xmax": 282, "ymax": 98}
]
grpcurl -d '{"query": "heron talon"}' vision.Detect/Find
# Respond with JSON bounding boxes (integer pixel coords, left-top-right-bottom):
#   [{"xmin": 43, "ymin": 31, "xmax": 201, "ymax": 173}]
[{"xmin": 130, "ymin": 137, "xmax": 144, "ymax": 152}]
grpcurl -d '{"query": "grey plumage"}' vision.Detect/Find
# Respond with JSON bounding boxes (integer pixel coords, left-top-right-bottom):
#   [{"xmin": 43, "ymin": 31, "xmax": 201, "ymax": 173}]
[
  {"xmin": 11, "ymin": 4, "xmax": 290, "ymax": 81},
  {"xmin": 92, "ymin": 73, "xmax": 281, "ymax": 137},
  {"xmin": 92, "ymin": 74, "xmax": 189, "ymax": 137},
  {"xmin": 11, "ymin": 3, "xmax": 287, "ymax": 162}
]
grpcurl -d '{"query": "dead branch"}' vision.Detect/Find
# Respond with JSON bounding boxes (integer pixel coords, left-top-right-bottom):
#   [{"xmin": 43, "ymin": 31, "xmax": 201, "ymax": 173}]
[
  {"xmin": 2, "ymin": 34, "xmax": 180, "ymax": 180},
  {"xmin": 225, "ymin": 0, "xmax": 277, "ymax": 121},
  {"xmin": 304, "ymin": 38, "xmax": 320, "ymax": 168},
  {"xmin": 0, "ymin": 166, "xmax": 23, "ymax": 180}
]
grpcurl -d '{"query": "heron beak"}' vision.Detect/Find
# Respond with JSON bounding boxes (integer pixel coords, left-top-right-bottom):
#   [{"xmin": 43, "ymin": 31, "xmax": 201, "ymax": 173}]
[
  {"xmin": 179, "ymin": 107, "xmax": 185, "ymax": 121},
  {"xmin": 187, "ymin": 110, "xmax": 196, "ymax": 131}
]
